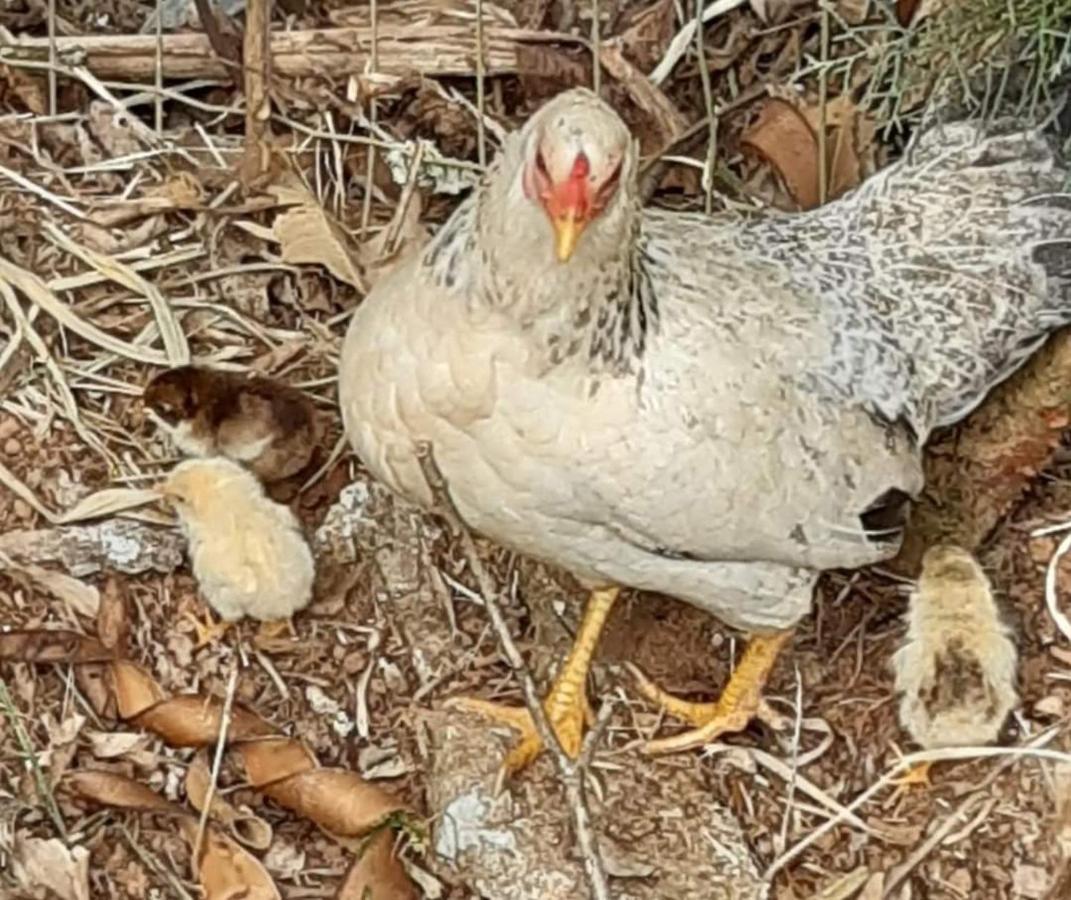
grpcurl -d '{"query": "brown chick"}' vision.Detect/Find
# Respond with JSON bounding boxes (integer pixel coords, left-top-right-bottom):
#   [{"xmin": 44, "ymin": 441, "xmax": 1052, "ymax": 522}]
[
  {"xmin": 158, "ymin": 457, "xmax": 315, "ymax": 646},
  {"xmin": 891, "ymin": 544, "xmax": 1018, "ymax": 784},
  {"xmin": 144, "ymin": 366, "xmax": 320, "ymax": 483}
]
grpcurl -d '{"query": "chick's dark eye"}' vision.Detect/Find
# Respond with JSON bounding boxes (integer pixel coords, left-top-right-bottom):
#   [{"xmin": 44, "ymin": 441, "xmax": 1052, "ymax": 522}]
[{"xmin": 594, "ymin": 160, "xmax": 623, "ymax": 207}]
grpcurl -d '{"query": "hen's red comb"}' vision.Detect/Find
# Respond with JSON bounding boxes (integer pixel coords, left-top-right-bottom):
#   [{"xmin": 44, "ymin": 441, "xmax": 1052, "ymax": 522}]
[{"xmin": 570, "ymin": 152, "xmax": 590, "ymax": 180}]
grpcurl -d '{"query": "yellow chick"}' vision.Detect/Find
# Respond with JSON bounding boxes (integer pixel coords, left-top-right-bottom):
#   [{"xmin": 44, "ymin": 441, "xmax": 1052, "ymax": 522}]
[
  {"xmin": 891, "ymin": 544, "xmax": 1018, "ymax": 783},
  {"xmin": 159, "ymin": 457, "xmax": 314, "ymax": 645}
]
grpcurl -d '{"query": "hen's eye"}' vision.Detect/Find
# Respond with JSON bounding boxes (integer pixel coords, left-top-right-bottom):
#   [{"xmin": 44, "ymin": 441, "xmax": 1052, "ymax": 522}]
[
  {"xmin": 594, "ymin": 160, "xmax": 623, "ymax": 208},
  {"xmin": 535, "ymin": 150, "xmax": 550, "ymax": 179}
]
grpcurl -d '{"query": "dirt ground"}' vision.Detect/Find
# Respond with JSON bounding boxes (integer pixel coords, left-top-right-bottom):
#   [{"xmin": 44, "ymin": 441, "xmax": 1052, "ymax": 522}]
[{"xmin": 1, "ymin": 0, "xmax": 1070, "ymax": 897}]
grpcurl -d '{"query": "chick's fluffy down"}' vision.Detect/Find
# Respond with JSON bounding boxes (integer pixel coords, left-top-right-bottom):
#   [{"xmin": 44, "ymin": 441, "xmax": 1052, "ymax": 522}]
[
  {"xmin": 892, "ymin": 545, "xmax": 1017, "ymax": 749},
  {"xmin": 163, "ymin": 458, "xmax": 314, "ymax": 622}
]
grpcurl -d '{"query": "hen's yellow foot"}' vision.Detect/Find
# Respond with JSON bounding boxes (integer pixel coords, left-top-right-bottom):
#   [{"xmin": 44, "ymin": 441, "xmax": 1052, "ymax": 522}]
[
  {"xmin": 184, "ymin": 609, "xmax": 233, "ymax": 649},
  {"xmin": 633, "ymin": 630, "xmax": 792, "ymax": 754},
  {"xmin": 448, "ymin": 586, "xmax": 618, "ymax": 776}
]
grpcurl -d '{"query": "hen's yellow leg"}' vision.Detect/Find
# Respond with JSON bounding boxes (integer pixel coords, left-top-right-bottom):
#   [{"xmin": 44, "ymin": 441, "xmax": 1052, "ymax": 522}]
[
  {"xmin": 184, "ymin": 609, "xmax": 233, "ymax": 648},
  {"xmin": 633, "ymin": 630, "xmax": 792, "ymax": 754},
  {"xmin": 449, "ymin": 586, "xmax": 619, "ymax": 775}
]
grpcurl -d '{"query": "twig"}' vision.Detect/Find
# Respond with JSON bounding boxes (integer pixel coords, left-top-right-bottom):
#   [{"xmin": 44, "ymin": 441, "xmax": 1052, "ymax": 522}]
[
  {"xmin": 693, "ymin": 0, "xmax": 717, "ymax": 214},
  {"xmin": 46, "ymin": 0, "xmax": 56, "ymax": 116},
  {"xmin": 882, "ymin": 791, "xmax": 994, "ymax": 897},
  {"xmin": 360, "ymin": 0, "xmax": 379, "ymax": 237},
  {"xmin": 154, "ymin": 0, "xmax": 163, "ymax": 134},
  {"xmin": 765, "ymin": 729, "xmax": 1071, "ymax": 879},
  {"xmin": 475, "ymin": 0, "xmax": 487, "ymax": 168},
  {"xmin": 191, "ymin": 664, "xmax": 240, "ymax": 864},
  {"xmin": 591, "ymin": 0, "xmax": 601, "ymax": 95},
  {"xmin": 415, "ymin": 444, "xmax": 610, "ymax": 900},
  {"xmin": 241, "ymin": 0, "xmax": 272, "ymax": 180},
  {"xmin": 118, "ymin": 823, "xmax": 196, "ymax": 900},
  {"xmin": 0, "ymin": 677, "xmax": 68, "ymax": 840},
  {"xmin": 817, "ymin": 0, "xmax": 831, "ymax": 204}
]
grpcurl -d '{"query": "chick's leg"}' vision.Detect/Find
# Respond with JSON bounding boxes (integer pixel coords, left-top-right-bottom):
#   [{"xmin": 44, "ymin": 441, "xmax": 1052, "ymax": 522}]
[
  {"xmin": 633, "ymin": 629, "xmax": 792, "ymax": 754},
  {"xmin": 449, "ymin": 586, "xmax": 619, "ymax": 775},
  {"xmin": 184, "ymin": 609, "xmax": 233, "ymax": 648},
  {"xmin": 255, "ymin": 618, "xmax": 296, "ymax": 644}
]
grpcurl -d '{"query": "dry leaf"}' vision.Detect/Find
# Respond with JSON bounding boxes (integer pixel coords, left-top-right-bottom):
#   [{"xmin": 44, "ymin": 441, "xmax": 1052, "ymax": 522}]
[
  {"xmin": 96, "ymin": 576, "xmax": 128, "ymax": 652},
  {"xmin": 8, "ymin": 562, "xmax": 100, "ymax": 616},
  {"xmin": 69, "ymin": 771, "xmax": 281, "ymax": 900},
  {"xmin": 741, "ymin": 98, "xmax": 820, "ymax": 209},
  {"xmin": 187, "ymin": 749, "xmax": 274, "ymax": 850},
  {"xmin": 613, "ymin": 0, "xmax": 676, "ymax": 74},
  {"xmin": 338, "ymin": 830, "xmax": 417, "ymax": 900},
  {"xmin": 184, "ymin": 822, "xmax": 282, "ymax": 900},
  {"xmin": 0, "ymin": 629, "xmax": 113, "ymax": 664},
  {"xmin": 11, "ymin": 833, "xmax": 91, "ymax": 900},
  {"xmin": 56, "ymin": 487, "xmax": 162, "ymax": 524},
  {"xmin": 87, "ymin": 729, "xmax": 150, "ymax": 759},
  {"xmin": 272, "ymin": 200, "xmax": 366, "ymax": 292}
]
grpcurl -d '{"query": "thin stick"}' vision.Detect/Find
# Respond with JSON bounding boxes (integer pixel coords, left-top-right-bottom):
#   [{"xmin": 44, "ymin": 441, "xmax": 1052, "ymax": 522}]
[
  {"xmin": 817, "ymin": 0, "xmax": 831, "ymax": 205},
  {"xmin": 154, "ymin": 0, "xmax": 163, "ymax": 135},
  {"xmin": 360, "ymin": 0, "xmax": 379, "ymax": 237},
  {"xmin": 693, "ymin": 0, "xmax": 717, "ymax": 213},
  {"xmin": 765, "ymin": 730, "xmax": 1071, "ymax": 879},
  {"xmin": 475, "ymin": 0, "xmax": 487, "ymax": 168},
  {"xmin": 591, "ymin": 0, "xmax": 601, "ymax": 95},
  {"xmin": 415, "ymin": 444, "xmax": 610, "ymax": 900},
  {"xmin": 47, "ymin": 0, "xmax": 57, "ymax": 116},
  {"xmin": 0, "ymin": 677, "xmax": 68, "ymax": 840},
  {"xmin": 191, "ymin": 664, "xmax": 239, "ymax": 864}
]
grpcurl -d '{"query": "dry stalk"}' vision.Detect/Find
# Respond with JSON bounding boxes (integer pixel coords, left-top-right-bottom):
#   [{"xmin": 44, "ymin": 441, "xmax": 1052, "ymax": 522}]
[
  {"xmin": 241, "ymin": 0, "xmax": 273, "ymax": 180},
  {"xmin": 0, "ymin": 677, "xmax": 69, "ymax": 840},
  {"xmin": 191, "ymin": 663, "xmax": 240, "ymax": 864},
  {"xmin": 415, "ymin": 444, "xmax": 611, "ymax": 900}
]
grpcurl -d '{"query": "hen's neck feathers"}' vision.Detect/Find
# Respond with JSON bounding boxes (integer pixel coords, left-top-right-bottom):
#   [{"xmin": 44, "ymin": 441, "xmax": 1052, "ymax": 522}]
[{"xmin": 429, "ymin": 131, "xmax": 656, "ymax": 375}]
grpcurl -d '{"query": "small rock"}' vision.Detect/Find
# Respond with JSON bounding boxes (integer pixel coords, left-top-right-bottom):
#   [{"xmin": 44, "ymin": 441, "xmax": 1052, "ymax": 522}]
[
  {"xmin": 12, "ymin": 499, "xmax": 31, "ymax": 520},
  {"xmin": 3, "ymin": 437, "xmax": 21, "ymax": 456}
]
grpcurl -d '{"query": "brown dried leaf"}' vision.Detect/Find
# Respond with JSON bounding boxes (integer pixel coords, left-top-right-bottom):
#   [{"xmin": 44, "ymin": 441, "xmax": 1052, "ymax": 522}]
[
  {"xmin": 239, "ymin": 736, "xmax": 318, "ymax": 786},
  {"xmin": 0, "ymin": 629, "xmax": 113, "ymax": 664},
  {"xmin": 613, "ymin": 0, "xmax": 676, "ymax": 74},
  {"xmin": 261, "ymin": 769, "xmax": 405, "ymax": 838},
  {"xmin": 11, "ymin": 833, "xmax": 90, "ymax": 900},
  {"xmin": 741, "ymin": 98, "xmax": 820, "ymax": 209},
  {"xmin": 96, "ymin": 576, "xmax": 128, "ymax": 652},
  {"xmin": 515, "ymin": 43, "xmax": 590, "ymax": 103},
  {"xmin": 599, "ymin": 41, "xmax": 687, "ymax": 148},
  {"xmin": 68, "ymin": 769, "xmax": 180, "ymax": 814},
  {"xmin": 69, "ymin": 771, "xmax": 280, "ymax": 899},
  {"xmin": 187, "ymin": 750, "xmax": 274, "ymax": 851},
  {"xmin": 272, "ymin": 200, "xmax": 366, "ymax": 292},
  {"xmin": 182, "ymin": 821, "xmax": 282, "ymax": 900},
  {"xmin": 337, "ymin": 830, "xmax": 417, "ymax": 900},
  {"xmin": 110, "ymin": 658, "xmax": 167, "ymax": 717},
  {"xmin": 132, "ymin": 695, "xmax": 277, "ymax": 747}
]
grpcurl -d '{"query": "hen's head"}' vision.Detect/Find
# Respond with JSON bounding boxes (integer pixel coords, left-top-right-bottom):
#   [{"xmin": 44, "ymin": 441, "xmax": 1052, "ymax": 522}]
[{"xmin": 519, "ymin": 89, "xmax": 635, "ymax": 263}]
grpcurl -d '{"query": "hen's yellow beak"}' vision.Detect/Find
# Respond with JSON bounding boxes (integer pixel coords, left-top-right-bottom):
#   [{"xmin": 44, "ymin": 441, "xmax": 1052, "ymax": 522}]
[{"xmin": 551, "ymin": 214, "xmax": 587, "ymax": 263}]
